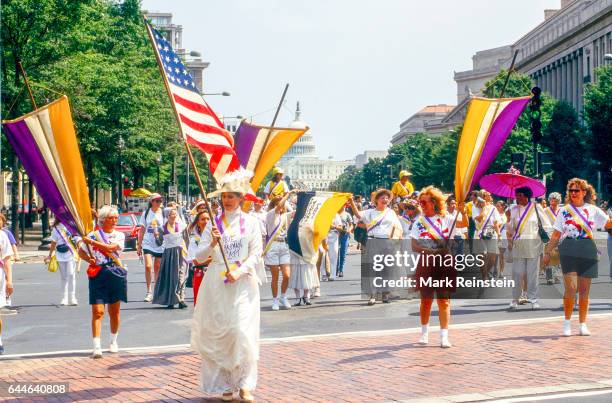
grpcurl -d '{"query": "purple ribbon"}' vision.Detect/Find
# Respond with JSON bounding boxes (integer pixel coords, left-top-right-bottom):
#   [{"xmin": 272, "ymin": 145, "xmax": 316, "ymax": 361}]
[
  {"xmin": 479, "ymin": 207, "xmax": 496, "ymax": 238},
  {"xmin": 512, "ymin": 202, "xmax": 532, "ymax": 241},
  {"xmin": 424, "ymin": 216, "xmax": 448, "ymax": 240},
  {"xmin": 569, "ymin": 204, "xmax": 593, "ymax": 233}
]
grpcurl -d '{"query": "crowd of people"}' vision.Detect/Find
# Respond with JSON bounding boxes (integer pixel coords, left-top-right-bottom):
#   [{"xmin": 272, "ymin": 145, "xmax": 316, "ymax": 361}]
[{"xmin": 1, "ymin": 166, "xmax": 612, "ymax": 402}]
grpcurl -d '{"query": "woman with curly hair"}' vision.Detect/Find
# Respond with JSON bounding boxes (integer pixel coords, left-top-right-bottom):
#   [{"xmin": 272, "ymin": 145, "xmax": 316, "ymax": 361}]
[
  {"xmin": 544, "ymin": 178, "xmax": 612, "ymax": 336},
  {"xmin": 411, "ymin": 186, "xmax": 467, "ymax": 348}
]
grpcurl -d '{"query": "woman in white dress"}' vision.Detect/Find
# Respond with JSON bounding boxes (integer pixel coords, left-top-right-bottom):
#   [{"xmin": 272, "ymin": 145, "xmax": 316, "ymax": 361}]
[{"xmin": 191, "ymin": 170, "xmax": 265, "ymax": 402}]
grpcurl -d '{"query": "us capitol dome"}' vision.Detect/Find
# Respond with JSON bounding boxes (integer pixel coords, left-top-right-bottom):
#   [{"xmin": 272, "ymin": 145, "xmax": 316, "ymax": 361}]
[{"xmin": 279, "ymin": 102, "xmax": 354, "ymax": 191}]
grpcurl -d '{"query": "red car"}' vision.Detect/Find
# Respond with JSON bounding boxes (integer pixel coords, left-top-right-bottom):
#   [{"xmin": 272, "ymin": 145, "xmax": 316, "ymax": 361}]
[{"xmin": 116, "ymin": 213, "xmax": 139, "ymax": 250}]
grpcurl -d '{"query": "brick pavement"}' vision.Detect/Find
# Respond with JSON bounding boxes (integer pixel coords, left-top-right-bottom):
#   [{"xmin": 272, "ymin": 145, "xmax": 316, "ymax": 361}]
[{"xmin": 2, "ymin": 315, "xmax": 612, "ymax": 402}]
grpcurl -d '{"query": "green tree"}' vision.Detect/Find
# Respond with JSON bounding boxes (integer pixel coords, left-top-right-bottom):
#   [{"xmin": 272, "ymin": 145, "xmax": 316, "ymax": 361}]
[
  {"xmin": 544, "ymin": 101, "xmax": 587, "ymax": 193},
  {"xmin": 583, "ymin": 66, "xmax": 612, "ymax": 176}
]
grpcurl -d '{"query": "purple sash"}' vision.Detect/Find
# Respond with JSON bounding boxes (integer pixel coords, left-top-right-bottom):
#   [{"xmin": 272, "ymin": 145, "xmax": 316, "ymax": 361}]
[
  {"xmin": 424, "ymin": 216, "xmax": 448, "ymax": 240},
  {"xmin": 215, "ymin": 214, "xmax": 246, "ymax": 237},
  {"xmin": 569, "ymin": 204, "xmax": 593, "ymax": 233},
  {"xmin": 479, "ymin": 207, "xmax": 496, "ymax": 238},
  {"xmin": 512, "ymin": 202, "xmax": 532, "ymax": 241},
  {"xmin": 367, "ymin": 209, "xmax": 389, "ymax": 234}
]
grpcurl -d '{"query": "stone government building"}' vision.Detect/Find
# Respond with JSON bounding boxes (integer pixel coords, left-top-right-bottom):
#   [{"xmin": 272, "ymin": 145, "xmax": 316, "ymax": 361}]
[
  {"xmin": 391, "ymin": 0, "xmax": 612, "ymax": 146},
  {"xmin": 279, "ymin": 103, "xmax": 354, "ymax": 191}
]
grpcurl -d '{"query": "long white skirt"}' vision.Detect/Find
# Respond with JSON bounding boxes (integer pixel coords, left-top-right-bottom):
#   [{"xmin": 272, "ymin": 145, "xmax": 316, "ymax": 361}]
[
  {"xmin": 191, "ymin": 263, "xmax": 260, "ymax": 393},
  {"xmin": 289, "ymin": 253, "xmax": 319, "ymax": 290}
]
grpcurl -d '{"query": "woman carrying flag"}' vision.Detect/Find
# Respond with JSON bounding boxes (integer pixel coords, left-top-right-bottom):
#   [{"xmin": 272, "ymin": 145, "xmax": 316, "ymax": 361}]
[
  {"xmin": 411, "ymin": 186, "xmax": 467, "ymax": 348},
  {"xmin": 153, "ymin": 207, "xmax": 188, "ymax": 309},
  {"xmin": 543, "ymin": 178, "xmax": 612, "ymax": 337},
  {"xmin": 191, "ymin": 169, "xmax": 265, "ymax": 402},
  {"xmin": 78, "ymin": 206, "xmax": 126, "ymax": 359}
]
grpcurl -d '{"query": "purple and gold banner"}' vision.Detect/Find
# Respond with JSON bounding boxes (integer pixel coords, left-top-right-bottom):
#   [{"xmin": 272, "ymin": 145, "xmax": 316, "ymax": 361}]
[
  {"xmin": 2, "ymin": 96, "xmax": 93, "ymax": 236},
  {"xmin": 234, "ymin": 121, "xmax": 308, "ymax": 193},
  {"xmin": 455, "ymin": 96, "xmax": 530, "ymax": 202}
]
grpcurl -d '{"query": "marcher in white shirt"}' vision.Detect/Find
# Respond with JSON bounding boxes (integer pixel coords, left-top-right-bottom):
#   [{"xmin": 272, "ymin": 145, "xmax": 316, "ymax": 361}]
[
  {"xmin": 45, "ymin": 220, "xmax": 82, "ymax": 306},
  {"xmin": 507, "ymin": 186, "xmax": 551, "ymax": 310},
  {"xmin": 350, "ymin": 189, "xmax": 402, "ymax": 305},
  {"xmin": 544, "ymin": 178, "xmax": 612, "ymax": 336},
  {"xmin": 473, "ymin": 191, "xmax": 501, "ymax": 280}
]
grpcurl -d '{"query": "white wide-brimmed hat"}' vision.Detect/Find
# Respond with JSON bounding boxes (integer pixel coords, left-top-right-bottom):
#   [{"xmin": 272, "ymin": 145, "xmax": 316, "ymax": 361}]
[{"xmin": 207, "ymin": 169, "xmax": 254, "ymax": 198}]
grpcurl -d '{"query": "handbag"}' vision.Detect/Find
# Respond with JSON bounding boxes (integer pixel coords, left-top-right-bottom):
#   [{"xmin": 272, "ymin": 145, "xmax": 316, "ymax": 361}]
[
  {"xmin": 48, "ymin": 255, "xmax": 59, "ymax": 273},
  {"xmin": 533, "ymin": 205, "xmax": 550, "ymax": 242}
]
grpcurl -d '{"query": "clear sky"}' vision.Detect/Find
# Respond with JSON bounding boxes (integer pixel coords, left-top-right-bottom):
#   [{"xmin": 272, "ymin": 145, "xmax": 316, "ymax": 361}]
[{"xmin": 142, "ymin": 0, "xmax": 560, "ymax": 160}]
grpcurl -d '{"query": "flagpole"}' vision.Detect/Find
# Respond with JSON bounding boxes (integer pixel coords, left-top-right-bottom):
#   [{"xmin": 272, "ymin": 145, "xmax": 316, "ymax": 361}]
[
  {"xmin": 16, "ymin": 59, "xmax": 38, "ymax": 110},
  {"xmin": 143, "ymin": 19, "xmax": 233, "ymax": 274},
  {"xmin": 448, "ymin": 49, "xmax": 519, "ymax": 241},
  {"xmin": 252, "ymin": 83, "xmax": 289, "ymax": 177}
]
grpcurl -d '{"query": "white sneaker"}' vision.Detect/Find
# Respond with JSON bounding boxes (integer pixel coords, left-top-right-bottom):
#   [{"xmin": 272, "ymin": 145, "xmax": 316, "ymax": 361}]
[
  {"xmin": 92, "ymin": 347, "xmax": 103, "ymax": 359},
  {"xmin": 579, "ymin": 323, "xmax": 591, "ymax": 336},
  {"xmin": 313, "ymin": 287, "xmax": 321, "ymax": 298},
  {"xmin": 109, "ymin": 341, "xmax": 119, "ymax": 353},
  {"xmin": 563, "ymin": 320, "xmax": 572, "ymax": 337},
  {"xmin": 271, "ymin": 299, "xmax": 279, "ymax": 311},
  {"xmin": 418, "ymin": 333, "xmax": 429, "ymax": 345},
  {"xmin": 509, "ymin": 300, "xmax": 518, "ymax": 309},
  {"xmin": 280, "ymin": 296, "xmax": 291, "ymax": 309},
  {"xmin": 69, "ymin": 297, "xmax": 78, "ymax": 306},
  {"xmin": 144, "ymin": 292, "xmax": 153, "ymax": 302},
  {"xmin": 441, "ymin": 337, "xmax": 452, "ymax": 348},
  {"xmin": 60, "ymin": 297, "xmax": 68, "ymax": 306},
  {"xmin": 531, "ymin": 301, "xmax": 540, "ymax": 310}
]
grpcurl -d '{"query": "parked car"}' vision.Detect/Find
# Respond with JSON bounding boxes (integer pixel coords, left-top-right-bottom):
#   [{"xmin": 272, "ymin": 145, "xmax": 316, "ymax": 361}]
[{"xmin": 116, "ymin": 213, "xmax": 139, "ymax": 250}]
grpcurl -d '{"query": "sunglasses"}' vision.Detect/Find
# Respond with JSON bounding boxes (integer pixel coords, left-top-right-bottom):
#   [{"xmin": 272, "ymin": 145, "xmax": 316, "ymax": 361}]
[{"xmin": 568, "ymin": 188, "xmax": 582, "ymax": 194}]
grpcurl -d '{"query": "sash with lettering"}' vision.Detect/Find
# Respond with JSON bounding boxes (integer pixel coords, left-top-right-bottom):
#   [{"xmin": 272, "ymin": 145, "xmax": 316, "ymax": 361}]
[
  {"xmin": 263, "ymin": 213, "xmax": 288, "ymax": 255},
  {"xmin": 215, "ymin": 213, "xmax": 247, "ymax": 282},
  {"xmin": 512, "ymin": 202, "xmax": 534, "ymax": 241},
  {"xmin": 566, "ymin": 204, "xmax": 594, "ymax": 239},
  {"xmin": 366, "ymin": 209, "xmax": 390, "ymax": 235},
  {"xmin": 419, "ymin": 216, "xmax": 448, "ymax": 240}
]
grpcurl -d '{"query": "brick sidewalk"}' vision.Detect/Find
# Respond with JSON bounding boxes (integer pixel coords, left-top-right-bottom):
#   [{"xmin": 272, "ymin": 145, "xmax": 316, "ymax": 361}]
[{"xmin": 2, "ymin": 315, "xmax": 612, "ymax": 402}]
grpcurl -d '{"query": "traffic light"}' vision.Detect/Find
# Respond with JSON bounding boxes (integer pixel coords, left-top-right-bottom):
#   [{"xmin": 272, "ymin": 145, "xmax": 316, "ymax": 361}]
[
  {"xmin": 511, "ymin": 152, "xmax": 526, "ymax": 172},
  {"xmin": 530, "ymin": 87, "xmax": 542, "ymax": 143},
  {"xmin": 537, "ymin": 151, "xmax": 553, "ymax": 175}
]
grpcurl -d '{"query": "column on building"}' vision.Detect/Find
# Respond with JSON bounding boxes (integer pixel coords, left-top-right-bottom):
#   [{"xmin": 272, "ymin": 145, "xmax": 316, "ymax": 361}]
[
  {"xmin": 562, "ymin": 57, "xmax": 568, "ymax": 103},
  {"xmin": 577, "ymin": 49, "xmax": 584, "ymax": 113},
  {"xmin": 550, "ymin": 64, "xmax": 557, "ymax": 99},
  {"xmin": 570, "ymin": 52, "xmax": 577, "ymax": 110}
]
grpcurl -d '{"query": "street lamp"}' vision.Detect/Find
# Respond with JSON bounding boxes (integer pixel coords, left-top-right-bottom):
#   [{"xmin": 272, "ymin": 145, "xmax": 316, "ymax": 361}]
[
  {"xmin": 156, "ymin": 152, "xmax": 162, "ymax": 193},
  {"xmin": 201, "ymin": 91, "xmax": 230, "ymax": 96},
  {"xmin": 118, "ymin": 136, "xmax": 125, "ymax": 209}
]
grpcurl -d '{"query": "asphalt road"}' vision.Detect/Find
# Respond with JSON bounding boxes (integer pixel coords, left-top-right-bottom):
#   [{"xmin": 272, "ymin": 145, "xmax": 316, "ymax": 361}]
[{"xmin": 2, "ymin": 248, "xmax": 612, "ymax": 356}]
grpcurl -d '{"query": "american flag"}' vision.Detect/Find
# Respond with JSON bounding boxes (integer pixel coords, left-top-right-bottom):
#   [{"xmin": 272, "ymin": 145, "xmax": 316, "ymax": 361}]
[{"xmin": 146, "ymin": 22, "xmax": 239, "ymax": 180}]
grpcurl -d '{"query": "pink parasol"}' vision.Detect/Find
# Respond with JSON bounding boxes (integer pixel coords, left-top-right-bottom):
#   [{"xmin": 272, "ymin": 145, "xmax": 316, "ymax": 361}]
[{"xmin": 479, "ymin": 173, "xmax": 546, "ymax": 198}]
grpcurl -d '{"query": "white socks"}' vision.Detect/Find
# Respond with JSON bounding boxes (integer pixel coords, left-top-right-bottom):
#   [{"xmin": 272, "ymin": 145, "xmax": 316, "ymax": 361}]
[
  {"xmin": 563, "ymin": 320, "xmax": 572, "ymax": 336},
  {"xmin": 440, "ymin": 329, "xmax": 448, "ymax": 339},
  {"xmin": 110, "ymin": 333, "xmax": 118, "ymax": 344},
  {"xmin": 93, "ymin": 337, "xmax": 101, "ymax": 349},
  {"xmin": 418, "ymin": 325, "xmax": 429, "ymax": 344},
  {"xmin": 440, "ymin": 329, "xmax": 452, "ymax": 348}
]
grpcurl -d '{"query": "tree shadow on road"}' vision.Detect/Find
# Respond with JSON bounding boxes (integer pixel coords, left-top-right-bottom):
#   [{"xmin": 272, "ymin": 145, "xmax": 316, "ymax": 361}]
[
  {"xmin": 107, "ymin": 353, "xmax": 186, "ymax": 370},
  {"xmin": 489, "ymin": 334, "xmax": 564, "ymax": 343}
]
